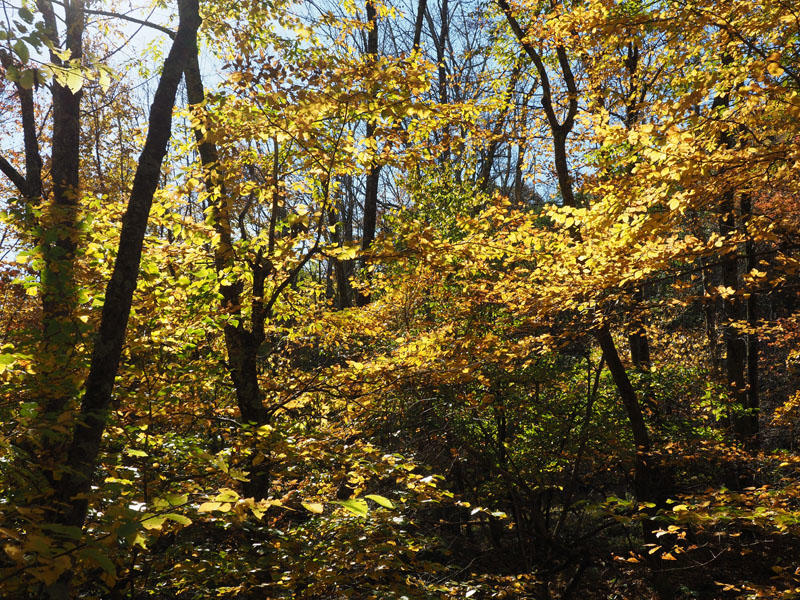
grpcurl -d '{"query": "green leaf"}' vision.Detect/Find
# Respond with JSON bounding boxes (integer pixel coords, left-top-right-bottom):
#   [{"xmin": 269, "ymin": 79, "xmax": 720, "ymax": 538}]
[
  {"xmin": 19, "ymin": 402, "xmax": 37, "ymax": 419},
  {"xmin": 40, "ymin": 523, "xmax": 83, "ymax": 540},
  {"xmin": 19, "ymin": 69, "xmax": 35, "ymax": 89},
  {"xmin": 18, "ymin": 7, "xmax": 35, "ymax": 23},
  {"xmin": 18, "ymin": 7, "xmax": 34, "ymax": 23},
  {"xmin": 5, "ymin": 64, "xmax": 20, "ymax": 83},
  {"xmin": 12, "ymin": 40, "xmax": 29, "ymax": 63},
  {"xmin": 214, "ymin": 488, "xmax": 239, "ymax": 503},
  {"xmin": 164, "ymin": 513, "xmax": 192, "ymax": 526},
  {"xmin": 164, "ymin": 493, "xmax": 189, "ymax": 506},
  {"xmin": 80, "ymin": 548, "xmax": 116, "ymax": 577},
  {"xmin": 365, "ymin": 494, "xmax": 394, "ymax": 509},
  {"xmin": 116, "ymin": 520, "xmax": 138, "ymax": 542},
  {"xmin": 334, "ymin": 499, "xmax": 368, "ymax": 517},
  {"xmin": 301, "ymin": 502, "xmax": 324, "ymax": 514},
  {"xmin": 141, "ymin": 514, "xmax": 167, "ymax": 530}
]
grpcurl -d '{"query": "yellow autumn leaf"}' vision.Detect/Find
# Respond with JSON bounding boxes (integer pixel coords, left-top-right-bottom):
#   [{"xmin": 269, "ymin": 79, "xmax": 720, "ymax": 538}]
[
  {"xmin": 301, "ymin": 502, "xmax": 324, "ymax": 514},
  {"xmin": 198, "ymin": 501, "xmax": 224, "ymax": 513},
  {"xmin": 767, "ymin": 62, "xmax": 784, "ymax": 77}
]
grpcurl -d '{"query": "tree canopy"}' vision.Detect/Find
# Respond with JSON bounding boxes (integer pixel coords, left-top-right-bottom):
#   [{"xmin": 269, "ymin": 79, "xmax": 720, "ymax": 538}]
[{"xmin": 1, "ymin": 0, "xmax": 800, "ymax": 598}]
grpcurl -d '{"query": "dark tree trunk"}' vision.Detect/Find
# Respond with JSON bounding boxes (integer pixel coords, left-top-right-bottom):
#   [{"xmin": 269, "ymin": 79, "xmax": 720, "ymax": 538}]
[
  {"xmin": 701, "ymin": 257, "xmax": 721, "ymax": 371},
  {"xmin": 552, "ymin": 128, "xmax": 577, "ymax": 208},
  {"xmin": 34, "ymin": 0, "xmax": 85, "ymax": 438},
  {"xmin": 497, "ymin": 0, "xmax": 578, "ymax": 208},
  {"xmin": 500, "ymin": 0, "xmax": 670, "ymax": 526},
  {"xmin": 742, "ymin": 194, "xmax": 759, "ymax": 444},
  {"xmin": 596, "ymin": 326, "xmax": 650, "ymax": 452},
  {"xmin": 628, "ymin": 289, "xmax": 651, "ymax": 371},
  {"xmin": 357, "ymin": 0, "xmax": 381, "ymax": 306},
  {"xmin": 184, "ymin": 35, "xmax": 272, "ymax": 499},
  {"xmin": 719, "ymin": 195, "xmax": 750, "ymax": 442},
  {"xmin": 412, "ymin": 0, "xmax": 427, "ymax": 51},
  {"xmin": 52, "ymin": 0, "xmax": 202, "ymax": 528},
  {"xmin": 329, "ymin": 189, "xmax": 354, "ymax": 308},
  {"xmin": 709, "ymin": 67, "xmax": 753, "ymax": 444},
  {"xmin": 0, "ymin": 48, "xmax": 42, "ymax": 200},
  {"xmin": 478, "ymin": 64, "xmax": 521, "ymax": 190},
  {"xmin": 513, "ymin": 143, "xmax": 525, "ymax": 206},
  {"xmin": 595, "ymin": 324, "xmax": 668, "ymax": 509},
  {"xmin": 621, "ymin": 41, "xmax": 654, "ymax": 371}
]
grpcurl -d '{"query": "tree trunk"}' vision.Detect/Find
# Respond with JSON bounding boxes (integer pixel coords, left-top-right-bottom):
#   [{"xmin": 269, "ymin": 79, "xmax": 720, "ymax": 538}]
[
  {"xmin": 478, "ymin": 64, "xmax": 521, "ymax": 190},
  {"xmin": 628, "ymin": 289, "xmax": 651, "ymax": 371},
  {"xmin": 595, "ymin": 324, "xmax": 667, "ymax": 507},
  {"xmin": 700, "ymin": 256, "xmax": 721, "ymax": 371},
  {"xmin": 357, "ymin": 0, "xmax": 381, "ymax": 306},
  {"xmin": 412, "ymin": 0, "xmax": 427, "ymax": 51},
  {"xmin": 184, "ymin": 28, "xmax": 273, "ymax": 499},
  {"xmin": 328, "ymin": 190, "xmax": 354, "ymax": 308},
  {"xmin": 719, "ymin": 195, "xmax": 750, "ymax": 442},
  {"xmin": 496, "ymin": 0, "xmax": 578, "ymax": 209},
  {"xmin": 35, "ymin": 0, "xmax": 85, "ymax": 448},
  {"xmin": 742, "ymin": 193, "xmax": 759, "ymax": 444},
  {"xmin": 52, "ymin": 0, "xmax": 202, "ymax": 528}
]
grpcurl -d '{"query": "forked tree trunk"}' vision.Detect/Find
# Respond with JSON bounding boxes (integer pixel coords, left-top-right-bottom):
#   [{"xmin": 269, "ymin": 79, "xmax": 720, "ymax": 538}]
[
  {"xmin": 595, "ymin": 324, "xmax": 660, "ymax": 501},
  {"xmin": 497, "ymin": 0, "xmax": 578, "ymax": 209},
  {"xmin": 499, "ymin": 0, "xmax": 669, "ymax": 518}
]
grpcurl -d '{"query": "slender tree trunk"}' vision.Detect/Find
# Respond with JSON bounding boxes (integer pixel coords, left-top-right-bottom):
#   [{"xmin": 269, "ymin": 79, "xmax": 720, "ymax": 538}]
[
  {"xmin": 700, "ymin": 257, "xmax": 720, "ymax": 371},
  {"xmin": 513, "ymin": 143, "xmax": 525, "ymax": 206},
  {"xmin": 357, "ymin": 0, "xmax": 381, "ymax": 306},
  {"xmin": 0, "ymin": 48, "xmax": 43, "ymax": 204},
  {"xmin": 595, "ymin": 324, "xmax": 667, "ymax": 507},
  {"xmin": 497, "ymin": 0, "xmax": 578, "ymax": 208},
  {"xmin": 328, "ymin": 190, "xmax": 353, "ymax": 308},
  {"xmin": 412, "ymin": 0, "xmax": 427, "ymax": 51},
  {"xmin": 719, "ymin": 195, "xmax": 749, "ymax": 442},
  {"xmin": 184, "ymin": 32, "xmax": 272, "ymax": 499},
  {"xmin": 708, "ymin": 63, "xmax": 752, "ymax": 444},
  {"xmin": 628, "ymin": 289, "xmax": 651, "ymax": 371},
  {"xmin": 499, "ymin": 0, "xmax": 670, "ymax": 521},
  {"xmin": 52, "ymin": 0, "xmax": 202, "ymax": 528},
  {"xmin": 742, "ymin": 194, "xmax": 759, "ymax": 444},
  {"xmin": 478, "ymin": 64, "xmax": 521, "ymax": 190},
  {"xmin": 620, "ymin": 44, "xmax": 653, "ymax": 371},
  {"xmin": 34, "ymin": 0, "xmax": 85, "ymax": 446}
]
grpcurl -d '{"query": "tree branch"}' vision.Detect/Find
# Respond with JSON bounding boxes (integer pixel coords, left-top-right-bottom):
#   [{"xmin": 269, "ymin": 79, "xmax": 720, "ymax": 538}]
[
  {"xmin": 51, "ymin": 0, "xmax": 176, "ymax": 38},
  {"xmin": 0, "ymin": 155, "xmax": 27, "ymax": 194}
]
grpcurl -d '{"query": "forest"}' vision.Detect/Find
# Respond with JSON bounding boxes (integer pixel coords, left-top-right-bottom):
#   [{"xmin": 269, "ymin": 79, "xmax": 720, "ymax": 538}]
[{"xmin": 0, "ymin": 0, "xmax": 799, "ymax": 598}]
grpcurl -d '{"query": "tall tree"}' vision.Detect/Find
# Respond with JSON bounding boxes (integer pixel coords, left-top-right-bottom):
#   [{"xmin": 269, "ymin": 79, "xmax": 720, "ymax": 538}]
[
  {"xmin": 358, "ymin": 0, "xmax": 382, "ymax": 306},
  {"xmin": 49, "ymin": 0, "xmax": 202, "ymax": 530}
]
